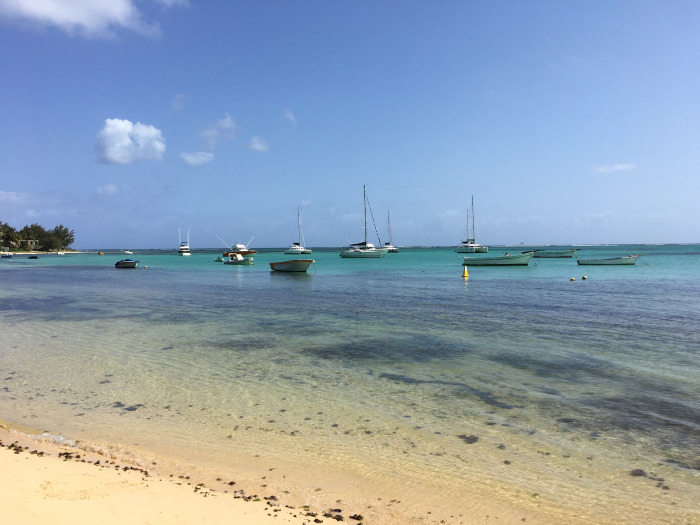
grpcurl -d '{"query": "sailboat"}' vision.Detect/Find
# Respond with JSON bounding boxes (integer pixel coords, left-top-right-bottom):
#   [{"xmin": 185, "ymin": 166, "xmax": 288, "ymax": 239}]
[
  {"xmin": 178, "ymin": 229, "xmax": 191, "ymax": 256},
  {"xmin": 455, "ymin": 196, "xmax": 488, "ymax": 253},
  {"xmin": 285, "ymin": 208, "xmax": 312, "ymax": 255},
  {"xmin": 340, "ymin": 186, "xmax": 384, "ymax": 258},
  {"xmin": 382, "ymin": 211, "xmax": 399, "ymax": 253}
]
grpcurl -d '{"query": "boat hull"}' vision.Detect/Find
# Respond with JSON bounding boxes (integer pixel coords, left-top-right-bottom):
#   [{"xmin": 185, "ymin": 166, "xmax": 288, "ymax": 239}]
[
  {"xmin": 284, "ymin": 248, "xmax": 312, "ymax": 255},
  {"xmin": 577, "ymin": 255, "xmax": 639, "ymax": 265},
  {"xmin": 179, "ymin": 251, "xmax": 191, "ymax": 256},
  {"xmin": 462, "ymin": 253, "xmax": 533, "ymax": 266},
  {"xmin": 475, "ymin": 246, "xmax": 489, "ymax": 253},
  {"xmin": 339, "ymin": 249, "xmax": 383, "ymax": 258},
  {"xmin": 224, "ymin": 257, "xmax": 254, "ymax": 265},
  {"xmin": 115, "ymin": 259, "xmax": 138, "ymax": 268},
  {"xmin": 270, "ymin": 259, "xmax": 315, "ymax": 272},
  {"xmin": 525, "ymin": 249, "xmax": 577, "ymax": 258}
]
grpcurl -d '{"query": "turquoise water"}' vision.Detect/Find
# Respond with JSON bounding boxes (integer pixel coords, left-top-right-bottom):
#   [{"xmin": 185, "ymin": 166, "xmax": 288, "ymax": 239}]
[{"xmin": 1, "ymin": 245, "xmax": 699, "ymax": 523}]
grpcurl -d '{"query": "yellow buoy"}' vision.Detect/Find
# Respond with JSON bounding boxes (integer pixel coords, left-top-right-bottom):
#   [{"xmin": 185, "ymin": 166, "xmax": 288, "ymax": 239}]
[
  {"xmin": 462, "ymin": 266, "xmax": 469, "ymax": 278},
  {"xmin": 570, "ymin": 277, "xmax": 575, "ymax": 281}
]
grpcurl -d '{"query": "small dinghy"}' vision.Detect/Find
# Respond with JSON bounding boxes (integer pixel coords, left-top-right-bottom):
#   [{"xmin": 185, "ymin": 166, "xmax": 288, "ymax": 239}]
[
  {"xmin": 28, "ymin": 255, "xmax": 39, "ymax": 259},
  {"xmin": 269, "ymin": 259, "xmax": 315, "ymax": 272},
  {"xmin": 577, "ymin": 255, "xmax": 639, "ymax": 265},
  {"xmin": 115, "ymin": 259, "xmax": 138, "ymax": 268}
]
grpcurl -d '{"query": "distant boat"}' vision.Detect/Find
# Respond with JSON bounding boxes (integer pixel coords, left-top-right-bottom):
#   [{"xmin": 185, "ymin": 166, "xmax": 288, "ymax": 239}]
[
  {"xmin": 214, "ymin": 256, "xmax": 224, "ymax": 262},
  {"xmin": 523, "ymin": 249, "xmax": 578, "ymax": 258},
  {"xmin": 98, "ymin": 252, "xmax": 104, "ymax": 255},
  {"xmin": 1, "ymin": 253, "xmax": 12, "ymax": 258},
  {"xmin": 455, "ymin": 196, "xmax": 488, "ymax": 253},
  {"xmin": 124, "ymin": 250, "xmax": 133, "ymax": 255},
  {"xmin": 179, "ymin": 229, "xmax": 191, "ymax": 256},
  {"xmin": 115, "ymin": 259, "xmax": 138, "ymax": 268},
  {"xmin": 269, "ymin": 259, "xmax": 315, "ymax": 272},
  {"xmin": 57, "ymin": 251, "xmax": 65, "ymax": 255},
  {"xmin": 340, "ymin": 185, "xmax": 385, "ymax": 258},
  {"xmin": 28, "ymin": 255, "xmax": 39, "ymax": 259},
  {"xmin": 462, "ymin": 252, "xmax": 533, "ymax": 266},
  {"xmin": 577, "ymin": 255, "xmax": 639, "ymax": 266},
  {"xmin": 285, "ymin": 208, "xmax": 312, "ymax": 255},
  {"xmin": 382, "ymin": 211, "xmax": 399, "ymax": 253},
  {"xmin": 223, "ymin": 254, "xmax": 254, "ymax": 265}
]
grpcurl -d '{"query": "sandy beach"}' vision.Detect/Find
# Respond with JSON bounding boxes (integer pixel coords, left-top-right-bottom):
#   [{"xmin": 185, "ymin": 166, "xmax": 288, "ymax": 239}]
[
  {"xmin": 1, "ymin": 419, "xmax": 579, "ymax": 525},
  {"xmin": 1, "ymin": 424, "xmax": 329, "ymax": 525}
]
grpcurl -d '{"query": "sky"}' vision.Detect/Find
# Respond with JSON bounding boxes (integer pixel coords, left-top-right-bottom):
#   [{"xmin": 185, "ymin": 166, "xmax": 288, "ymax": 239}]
[{"xmin": 0, "ymin": 0, "xmax": 699, "ymax": 249}]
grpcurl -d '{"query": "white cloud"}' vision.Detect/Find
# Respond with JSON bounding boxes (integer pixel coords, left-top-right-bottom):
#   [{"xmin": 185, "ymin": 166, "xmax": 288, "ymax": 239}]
[
  {"xmin": 249, "ymin": 136, "xmax": 269, "ymax": 152},
  {"xmin": 199, "ymin": 113, "xmax": 236, "ymax": 150},
  {"xmin": 96, "ymin": 118, "xmax": 166, "ymax": 164},
  {"xmin": 180, "ymin": 151, "xmax": 213, "ymax": 166},
  {"xmin": 282, "ymin": 109, "xmax": 297, "ymax": 125},
  {"xmin": 171, "ymin": 93, "xmax": 186, "ymax": 110},
  {"xmin": 97, "ymin": 184, "xmax": 117, "ymax": 195},
  {"xmin": 0, "ymin": 0, "xmax": 171, "ymax": 38},
  {"xmin": 26, "ymin": 209, "xmax": 39, "ymax": 218},
  {"xmin": 0, "ymin": 190, "xmax": 27, "ymax": 203},
  {"xmin": 594, "ymin": 163, "xmax": 635, "ymax": 174}
]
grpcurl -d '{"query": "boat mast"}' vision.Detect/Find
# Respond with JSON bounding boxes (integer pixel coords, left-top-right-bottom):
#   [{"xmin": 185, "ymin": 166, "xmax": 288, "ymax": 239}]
[
  {"xmin": 388, "ymin": 211, "xmax": 392, "ymax": 246},
  {"xmin": 364, "ymin": 185, "xmax": 367, "ymax": 246},
  {"xmin": 297, "ymin": 207, "xmax": 301, "ymax": 245}
]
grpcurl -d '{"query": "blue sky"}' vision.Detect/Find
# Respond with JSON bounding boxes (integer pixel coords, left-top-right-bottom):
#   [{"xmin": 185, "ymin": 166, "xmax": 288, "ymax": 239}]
[{"xmin": 1, "ymin": 0, "xmax": 698, "ymax": 248}]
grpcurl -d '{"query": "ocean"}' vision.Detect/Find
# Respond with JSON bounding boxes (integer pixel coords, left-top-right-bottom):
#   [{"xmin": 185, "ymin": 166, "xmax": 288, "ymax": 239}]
[{"xmin": 1, "ymin": 245, "xmax": 699, "ymax": 524}]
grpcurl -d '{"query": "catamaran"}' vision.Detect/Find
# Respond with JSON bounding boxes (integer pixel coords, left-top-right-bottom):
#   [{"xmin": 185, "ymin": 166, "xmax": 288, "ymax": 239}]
[
  {"xmin": 285, "ymin": 208, "xmax": 312, "ymax": 255},
  {"xmin": 382, "ymin": 211, "xmax": 399, "ymax": 253},
  {"xmin": 178, "ymin": 229, "xmax": 191, "ymax": 256},
  {"xmin": 340, "ymin": 185, "xmax": 384, "ymax": 258},
  {"xmin": 455, "ymin": 196, "xmax": 488, "ymax": 253}
]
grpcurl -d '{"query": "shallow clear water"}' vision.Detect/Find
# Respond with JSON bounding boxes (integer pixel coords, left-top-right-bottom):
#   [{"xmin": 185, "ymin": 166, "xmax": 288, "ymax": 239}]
[{"xmin": 1, "ymin": 245, "xmax": 699, "ymax": 523}]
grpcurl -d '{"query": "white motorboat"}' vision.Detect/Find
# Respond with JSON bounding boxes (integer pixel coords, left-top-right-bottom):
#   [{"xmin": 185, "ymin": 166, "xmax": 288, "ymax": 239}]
[
  {"xmin": 382, "ymin": 211, "xmax": 399, "ymax": 253},
  {"xmin": 223, "ymin": 253, "xmax": 254, "ymax": 265},
  {"xmin": 340, "ymin": 185, "xmax": 385, "ymax": 258},
  {"xmin": 285, "ymin": 208, "xmax": 312, "ymax": 255},
  {"xmin": 124, "ymin": 250, "xmax": 133, "ymax": 255},
  {"xmin": 115, "ymin": 259, "xmax": 138, "ymax": 268},
  {"xmin": 523, "ymin": 249, "xmax": 577, "ymax": 258},
  {"xmin": 462, "ymin": 252, "xmax": 533, "ymax": 266},
  {"xmin": 269, "ymin": 259, "xmax": 315, "ymax": 272},
  {"xmin": 57, "ymin": 251, "xmax": 65, "ymax": 255},
  {"xmin": 178, "ymin": 229, "xmax": 191, "ymax": 256},
  {"xmin": 577, "ymin": 255, "xmax": 639, "ymax": 265},
  {"xmin": 455, "ymin": 196, "xmax": 488, "ymax": 253}
]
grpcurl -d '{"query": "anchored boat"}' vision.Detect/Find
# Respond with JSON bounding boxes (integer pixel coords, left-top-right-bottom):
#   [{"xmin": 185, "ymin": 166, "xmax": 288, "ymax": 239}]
[
  {"xmin": 269, "ymin": 259, "xmax": 315, "ymax": 272},
  {"xmin": 285, "ymin": 208, "xmax": 312, "ymax": 255},
  {"xmin": 223, "ymin": 254, "xmax": 254, "ymax": 265},
  {"xmin": 462, "ymin": 252, "xmax": 533, "ymax": 266},
  {"xmin": 178, "ymin": 229, "xmax": 191, "ymax": 256},
  {"xmin": 455, "ymin": 196, "xmax": 488, "ymax": 253},
  {"xmin": 577, "ymin": 255, "xmax": 639, "ymax": 265},
  {"xmin": 340, "ymin": 186, "xmax": 385, "ymax": 258},
  {"xmin": 115, "ymin": 259, "xmax": 138, "ymax": 268},
  {"xmin": 523, "ymin": 249, "xmax": 578, "ymax": 258}
]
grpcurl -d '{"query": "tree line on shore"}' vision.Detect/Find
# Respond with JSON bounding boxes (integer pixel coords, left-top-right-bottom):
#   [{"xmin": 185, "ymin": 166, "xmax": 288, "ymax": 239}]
[{"xmin": 0, "ymin": 222, "xmax": 75, "ymax": 251}]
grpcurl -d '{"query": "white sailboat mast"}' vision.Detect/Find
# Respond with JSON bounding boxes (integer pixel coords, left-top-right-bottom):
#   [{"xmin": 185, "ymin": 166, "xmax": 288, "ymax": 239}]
[{"xmin": 364, "ymin": 185, "xmax": 367, "ymax": 245}]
